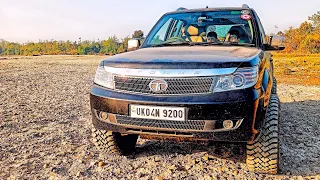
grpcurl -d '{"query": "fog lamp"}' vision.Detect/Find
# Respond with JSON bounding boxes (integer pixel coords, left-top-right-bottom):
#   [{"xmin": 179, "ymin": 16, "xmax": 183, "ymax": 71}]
[
  {"xmin": 99, "ymin": 112, "xmax": 108, "ymax": 121},
  {"xmin": 223, "ymin": 120, "xmax": 234, "ymax": 129}
]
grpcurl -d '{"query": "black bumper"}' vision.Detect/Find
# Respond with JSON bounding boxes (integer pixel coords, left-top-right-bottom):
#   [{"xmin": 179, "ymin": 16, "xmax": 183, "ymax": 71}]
[{"xmin": 90, "ymin": 85, "xmax": 266, "ymax": 142}]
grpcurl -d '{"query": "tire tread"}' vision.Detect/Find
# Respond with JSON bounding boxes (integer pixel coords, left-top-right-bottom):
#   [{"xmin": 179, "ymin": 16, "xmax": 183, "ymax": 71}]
[
  {"xmin": 91, "ymin": 125, "xmax": 138, "ymax": 155},
  {"xmin": 246, "ymin": 94, "xmax": 280, "ymax": 174}
]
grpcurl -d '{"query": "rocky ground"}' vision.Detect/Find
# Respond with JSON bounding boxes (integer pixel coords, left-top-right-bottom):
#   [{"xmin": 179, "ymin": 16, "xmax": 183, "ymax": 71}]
[{"xmin": 0, "ymin": 55, "xmax": 319, "ymax": 179}]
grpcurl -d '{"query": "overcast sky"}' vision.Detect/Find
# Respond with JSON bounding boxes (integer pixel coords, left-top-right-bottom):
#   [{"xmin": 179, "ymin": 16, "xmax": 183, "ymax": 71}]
[{"xmin": 0, "ymin": 0, "xmax": 319, "ymax": 43}]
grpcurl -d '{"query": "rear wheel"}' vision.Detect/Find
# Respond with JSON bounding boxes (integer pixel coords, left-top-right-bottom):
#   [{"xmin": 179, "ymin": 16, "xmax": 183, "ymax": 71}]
[
  {"xmin": 246, "ymin": 94, "xmax": 280, "ymax": 174},
  {"xmin": 92, "ymin": 125, "xmax": 138, "ymax": 155}
]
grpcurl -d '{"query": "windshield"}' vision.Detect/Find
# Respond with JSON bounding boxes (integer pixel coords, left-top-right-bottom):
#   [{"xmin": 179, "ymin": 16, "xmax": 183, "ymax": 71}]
[{"xmin": 143, "ymin": 10, "xmax": 256, "ymax": 47}]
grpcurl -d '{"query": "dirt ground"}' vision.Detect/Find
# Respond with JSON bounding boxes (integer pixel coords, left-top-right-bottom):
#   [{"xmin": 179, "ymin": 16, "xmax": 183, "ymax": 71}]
[{"xmin": 0, "ymin": 55, "xmax": 319, "ymax": 179}]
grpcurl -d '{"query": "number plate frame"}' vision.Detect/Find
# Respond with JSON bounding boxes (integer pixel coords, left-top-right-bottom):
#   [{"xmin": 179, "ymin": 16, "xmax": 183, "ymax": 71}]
[{"xmin": 129, "ymin": 104, "xmax": 187, "ymax": 121}]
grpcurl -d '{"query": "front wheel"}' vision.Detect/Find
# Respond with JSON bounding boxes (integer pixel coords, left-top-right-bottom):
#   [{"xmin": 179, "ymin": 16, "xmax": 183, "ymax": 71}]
[
  {"xmin": 92, "ymin": 125, "xmax": 138, "ymax": 155},
  {"xmin": 246, "ymin": 94, "xmax": 280, "ymax": 174}
]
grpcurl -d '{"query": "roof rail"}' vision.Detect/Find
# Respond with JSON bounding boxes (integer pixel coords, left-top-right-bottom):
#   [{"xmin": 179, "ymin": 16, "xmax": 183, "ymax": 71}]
[
  {"xmin": 176, "ymin": 7, "xmax": 188, "ymax": 11},
  {"xmin": 242, "ymin": 4, "xmax": 250, "ymax": 8}
]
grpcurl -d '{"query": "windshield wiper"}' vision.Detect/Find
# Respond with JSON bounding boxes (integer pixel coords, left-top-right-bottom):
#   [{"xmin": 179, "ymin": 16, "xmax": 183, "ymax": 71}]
[
  {"xmin": 227, "ymin": 43, "xmax": 256, "ymax": 47},
  {"xmin": 150, "ymin": 41, "xmax": 192, "ymax": 47},
  {"xmin": 192, "ymin": 42, "xmax": 224, "ymax": 46}
]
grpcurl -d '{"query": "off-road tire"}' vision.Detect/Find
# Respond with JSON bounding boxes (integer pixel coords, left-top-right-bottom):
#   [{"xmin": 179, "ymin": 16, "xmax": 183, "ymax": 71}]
[
  {"xmin": 271, "ymin": 77, "xmax": 277, "ymax": 94},
  {"xmin": 246, "ymin": 94, "xmax": 280, "ymax": 174},
  {"xmin": 92, "ymin": 125, "xmax": 138, "ymax": 155}
]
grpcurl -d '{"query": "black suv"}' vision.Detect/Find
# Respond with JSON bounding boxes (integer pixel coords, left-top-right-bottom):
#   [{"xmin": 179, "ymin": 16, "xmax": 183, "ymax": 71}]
[{"xmin": 90, "ymin": 4, "xmax": 285, "ymax": 174}]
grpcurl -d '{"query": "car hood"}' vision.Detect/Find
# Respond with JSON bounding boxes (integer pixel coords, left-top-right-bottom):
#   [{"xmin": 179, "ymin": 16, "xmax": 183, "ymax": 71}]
[{"xmin": 102, "ymin": 46, "xmax": 261, "ymax": 69}]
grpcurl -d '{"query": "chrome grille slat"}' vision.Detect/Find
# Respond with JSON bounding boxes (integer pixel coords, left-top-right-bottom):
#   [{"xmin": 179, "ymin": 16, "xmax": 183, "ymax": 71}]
[
  {"xmin": 116, "ymin": 115, "xmax": 205, "ymax": 130},
  {"xmin": 114, "ymin": 76, "xmax": 215, "ymax": 95}
]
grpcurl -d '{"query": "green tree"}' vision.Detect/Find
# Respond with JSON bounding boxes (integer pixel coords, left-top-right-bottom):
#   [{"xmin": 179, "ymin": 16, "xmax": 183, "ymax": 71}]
[
  {"xmin": 122, "ymin": 36, "xmax": 130, "ymax": 51},
  {"xmin": 2, "ymin": 42, "xmax": 20, "ymax": 55},
  {"xmin": 0, "ymin": 41, "xmax": 4, "ymax": 54},
  {"xmin": 132, "ymin": 30, "xmax": 144, "ymax": 39},
  {"xmin": 117, "ymin": 44, "xmax": 125, "ymax": 54},
  {"xmin": 77, "ymin": 41, "xmax": 91, "ymax": 55},
  {"xmin": 90, "ymin": 42, "xmax": 101, "ymax": 54},
  {"xmin": 101, "ymin": 36, "xmax": 119, "ymax": 55},
  {"xmin": 309, "ymin": 11, "xmax": 320, "ymax": 29}
]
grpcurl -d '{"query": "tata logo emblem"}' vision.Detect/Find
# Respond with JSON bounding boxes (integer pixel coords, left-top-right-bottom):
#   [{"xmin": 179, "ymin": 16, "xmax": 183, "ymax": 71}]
[{"xmin": 149, "ymin": 79, "xmax": 168, "ymax": 93}]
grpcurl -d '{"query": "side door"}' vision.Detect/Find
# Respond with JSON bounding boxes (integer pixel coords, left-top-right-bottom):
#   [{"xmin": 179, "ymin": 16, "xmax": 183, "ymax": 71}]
[{"xmin": 252, "ymin": 10, "xmax": 274, "ymax": 105}]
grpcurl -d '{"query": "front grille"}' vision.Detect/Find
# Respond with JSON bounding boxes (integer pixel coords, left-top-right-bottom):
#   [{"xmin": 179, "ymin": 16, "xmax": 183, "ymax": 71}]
[
  {"xmin": 116, "ymin": 115, "xmax": 205, "ymax": 131},
  {"xmin": 114, "ymin": 76, "xmax": 215, "ymax": 95}
]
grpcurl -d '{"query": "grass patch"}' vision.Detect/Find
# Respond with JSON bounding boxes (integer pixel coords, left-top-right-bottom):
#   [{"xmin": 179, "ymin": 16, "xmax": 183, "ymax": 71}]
[{"xmin": 272, "ymin": 53, "xmax": 320, "ymax": 86}]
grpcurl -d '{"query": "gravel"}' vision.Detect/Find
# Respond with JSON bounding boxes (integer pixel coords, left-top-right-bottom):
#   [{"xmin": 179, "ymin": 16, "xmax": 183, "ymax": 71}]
[{"xmin": 0, "ymin": 55, "xmax": 319, "ymax": 179}]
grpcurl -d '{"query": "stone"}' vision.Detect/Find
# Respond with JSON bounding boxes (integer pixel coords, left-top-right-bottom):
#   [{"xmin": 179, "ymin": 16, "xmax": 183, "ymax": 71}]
[
  {"xmin": 233, "ymin": 170, "xmax": 239, "ymax": 175},
  {"xmin": 202, "ymin": 154, "xmax": 209, "ymax": 161},
  {"xmin": 98, "ymin": 161, "xmax": 105, "ymax": 167},
  {"xmin": 156, "ymin": 177, "xmax": 163, "ymax": 180}
]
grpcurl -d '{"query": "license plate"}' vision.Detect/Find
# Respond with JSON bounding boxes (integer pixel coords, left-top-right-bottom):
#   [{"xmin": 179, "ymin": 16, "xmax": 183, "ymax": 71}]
[{"xmin": 130, "ymin": 105, "xmax": 186, "ymax": 121}]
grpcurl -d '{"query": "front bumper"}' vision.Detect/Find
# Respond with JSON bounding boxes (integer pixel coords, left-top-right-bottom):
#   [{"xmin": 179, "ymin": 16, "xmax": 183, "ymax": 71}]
[{"xmin": 90, "ymin": 84, "xmax": 266, "ymax": 142}]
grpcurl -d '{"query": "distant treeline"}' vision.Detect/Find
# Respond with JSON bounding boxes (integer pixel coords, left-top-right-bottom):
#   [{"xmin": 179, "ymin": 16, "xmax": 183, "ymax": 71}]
[
  {"xmin": 0, "ymin": 30, "xmax": 144, "ymax": 56},
  {"xmin": 279, "ymin": 11, "xmax": 320, "ymax": 54},
  {"xmin": 0, "ymin": 12, "xmax": 319, "ymax": 56}
]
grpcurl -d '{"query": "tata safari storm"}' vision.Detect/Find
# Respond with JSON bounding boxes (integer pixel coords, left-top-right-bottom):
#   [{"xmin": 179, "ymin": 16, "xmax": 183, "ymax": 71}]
[{"xmin": 90, "ymin": 4, "xmax": 285, "ymax": 174}]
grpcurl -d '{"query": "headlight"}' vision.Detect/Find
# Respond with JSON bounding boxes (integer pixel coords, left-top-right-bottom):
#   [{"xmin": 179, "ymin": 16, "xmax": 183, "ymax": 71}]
[
  {"xmin": 94, "ymin": 65, "xmax": 114, "ymax": 89},
  {"xmin": 213, "ymin": 66, "xmax": 258, "ymax": 92}
]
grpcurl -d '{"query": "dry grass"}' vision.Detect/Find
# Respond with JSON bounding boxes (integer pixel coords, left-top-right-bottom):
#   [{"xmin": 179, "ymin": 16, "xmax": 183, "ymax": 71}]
[{"xmin": 273, "ymin": 53, "xmax": 320, "ymax": 86}]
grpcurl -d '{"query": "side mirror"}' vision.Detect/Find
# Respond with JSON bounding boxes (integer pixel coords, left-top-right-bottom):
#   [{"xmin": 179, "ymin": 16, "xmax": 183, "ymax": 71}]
[
  {"xmin": 266, "ymin": 35, "xmax": 286, "ymax": 51},
  {"xmin": 128, "ymin": 39, "xmax": 141, "ymax": 51}
]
